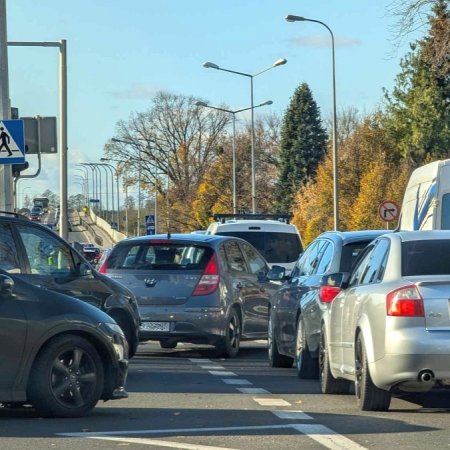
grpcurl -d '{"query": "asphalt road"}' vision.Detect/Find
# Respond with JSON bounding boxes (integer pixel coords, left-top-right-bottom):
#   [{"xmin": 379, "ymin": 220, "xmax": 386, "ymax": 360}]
[{"xmin": 1, "ymin": 341, "xmax": 450, "ymax": 449}]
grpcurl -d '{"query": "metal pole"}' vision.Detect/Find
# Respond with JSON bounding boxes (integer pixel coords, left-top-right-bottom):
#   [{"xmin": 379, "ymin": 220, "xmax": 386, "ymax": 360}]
[
  {"xmin": 250, "ymin": 76, "xmax": 256, "ymax": 213},
  {"xmin": 137, "ymin": 147, "xmax": 141, "ymax": 236},
  {"xmin": 0, "ymin": 1, "xmax": 13, "ymax": 211},
  {"xmin": 59, "ymin": 40, "xmax": 68, "ymax": 239},
  {"xmin": 232, "ymin": 112, "xmax": 237, "ymax": 214}
]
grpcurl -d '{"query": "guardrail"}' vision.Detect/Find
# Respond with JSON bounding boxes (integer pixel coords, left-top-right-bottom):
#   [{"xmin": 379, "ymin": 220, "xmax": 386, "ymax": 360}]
[{"xmin": 82, "ymin": 209, "xmax": 127, "ymax": 245}]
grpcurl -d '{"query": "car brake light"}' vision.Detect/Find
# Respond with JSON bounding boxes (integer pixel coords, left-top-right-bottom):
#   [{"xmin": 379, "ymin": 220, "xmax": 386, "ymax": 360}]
[
  {"xmin": 192, "ymin": 254, "xmax": 220, "ymax": 296},
  {"xmin": 98, "ymin": 260, "xmax": 107, "ymax": 274},
  {"xmin": 386, "ymin": 285, "xmax": 424, "ymax": 317},
  {"xmin": 319, "ymin": 285, "xmax": 341, "ymax": 303}
]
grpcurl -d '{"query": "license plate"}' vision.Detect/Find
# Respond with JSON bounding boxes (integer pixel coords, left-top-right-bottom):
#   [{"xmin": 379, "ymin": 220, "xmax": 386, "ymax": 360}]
[{"xmin": 140, "ymin": 321, "xmax": 170, "ymax": 332}]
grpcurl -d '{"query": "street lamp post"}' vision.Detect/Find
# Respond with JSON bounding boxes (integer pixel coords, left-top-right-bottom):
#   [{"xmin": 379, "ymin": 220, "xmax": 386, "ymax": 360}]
[
  {"xmin": 76, "ymin": 165, "xmax": 90, "ymax": 208},
  {"xmin": 285, "ymin": 14, "xmax": 339, "ymax": 230},
  {"xmin": 195, "ymin": 100, "xmax": 273, "ymax": 214},
  {"xmin": 203, "ymin": 58, "xmax": 287, "ymax": 213},
  {"xmin": 99, "ymin": 160, "xmax": 118, "ymax": 231}
]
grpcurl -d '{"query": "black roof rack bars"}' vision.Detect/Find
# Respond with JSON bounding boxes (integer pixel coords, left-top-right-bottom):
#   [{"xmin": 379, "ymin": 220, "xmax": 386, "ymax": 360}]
[{"xmin": 213, "ymin": 213, "xmax": 292, "ymax": 224}]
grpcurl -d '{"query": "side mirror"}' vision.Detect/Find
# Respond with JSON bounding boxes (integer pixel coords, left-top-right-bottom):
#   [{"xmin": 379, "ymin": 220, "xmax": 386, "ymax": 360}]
[
  {"xmin": 0, "ymin": 274, "xmax": 14, "ymax": 297},
  {"xmin": 78, "ymin": 262, "xmax": 92, "ymax": 277},
  {"xmin": 267, "ymin": 265, "xmax": 287, "ymax": 281}
]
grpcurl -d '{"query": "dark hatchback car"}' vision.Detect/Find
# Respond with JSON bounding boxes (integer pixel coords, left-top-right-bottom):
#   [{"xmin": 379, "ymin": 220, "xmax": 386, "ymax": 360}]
[
  {"xmin": 0, "ymin": 269, "xmax": 128, "ymax": 418},
  {"xmin": 99, "ymin": 233, "xmax": 279, "ymax": 357},
  {"xmin": 0, "ymin": 212, "xmax": 140, "ymax": 358},
  {"xmin": 268, "ymin": 230, "xmax": 387, "ymax": 377}
]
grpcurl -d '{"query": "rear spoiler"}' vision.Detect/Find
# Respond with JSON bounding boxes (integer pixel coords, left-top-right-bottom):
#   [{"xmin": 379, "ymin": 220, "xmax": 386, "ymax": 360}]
[{"xmin": 213, "ymin": 213, "xmax": 292, "ymax": 224}]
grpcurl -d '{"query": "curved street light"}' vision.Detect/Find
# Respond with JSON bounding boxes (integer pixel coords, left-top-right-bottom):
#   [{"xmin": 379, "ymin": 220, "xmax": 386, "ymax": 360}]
[
  {"xmin": 195, "ymin": 100, "xmax": 273, "ymax": 214},
  {"xmin": 285, "ymin": 14, "xmax": 339, "ymax": 230},
  {"xmin": 202, "ymin": 58, "xmax": 286, "ymax": 213}
]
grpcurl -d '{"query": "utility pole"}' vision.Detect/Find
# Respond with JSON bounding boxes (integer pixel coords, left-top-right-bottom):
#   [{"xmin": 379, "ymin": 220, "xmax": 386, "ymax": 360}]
[{"xmin": 0, "ymin": 0, "xmax": 13, "ymax": 211}]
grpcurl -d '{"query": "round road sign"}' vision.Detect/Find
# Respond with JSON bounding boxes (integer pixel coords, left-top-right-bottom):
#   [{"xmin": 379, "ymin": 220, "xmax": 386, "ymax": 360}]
[{"xmin": 378, "ymin": 200, "xmax": 400, "ymax": 222}]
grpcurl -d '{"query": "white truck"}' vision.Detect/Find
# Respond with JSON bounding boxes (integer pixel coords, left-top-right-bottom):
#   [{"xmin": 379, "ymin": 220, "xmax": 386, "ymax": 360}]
[{"xmin": 399, "ymin": 159, "xmax": 450, "ymax": 230}]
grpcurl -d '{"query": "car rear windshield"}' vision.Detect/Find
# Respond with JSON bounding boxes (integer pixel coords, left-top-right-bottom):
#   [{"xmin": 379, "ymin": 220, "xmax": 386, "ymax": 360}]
[
  {"xmin": 217, "ymin": 231, "xmax": 302, "ymax": 263},
  {"xmin": 340, "ymin": 241, "xmax": 374, "ymax": 272},
  {"xmin": 402, "ymin": 239, "xmax": 450, "ymax": 275},
  {"xmin": 106, "ymin": 242, "xmax": 214, "ymax": 270}
]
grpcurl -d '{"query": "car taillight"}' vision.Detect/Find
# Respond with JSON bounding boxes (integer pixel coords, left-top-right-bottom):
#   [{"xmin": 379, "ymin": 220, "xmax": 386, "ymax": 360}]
[
  {"xmin": 98, "ymin": 260, "xmax": 107, "ymax": 274},
  {"xmin": 386, "ymin": 285, "xmax": 424, "ymax": 317},
  {"xmin": 319, "ymin": 285, "xmax": 341, "ymax": 303},
  {"xmin": 192, "ymin": 253, "xmax": 220, "ymax": 296}
]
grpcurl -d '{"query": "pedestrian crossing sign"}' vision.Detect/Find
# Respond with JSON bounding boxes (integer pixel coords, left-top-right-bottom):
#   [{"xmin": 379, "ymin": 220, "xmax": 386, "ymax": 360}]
[{"xmin": 0, "ymin": 119, "xmax": 25, "ymax": 164}]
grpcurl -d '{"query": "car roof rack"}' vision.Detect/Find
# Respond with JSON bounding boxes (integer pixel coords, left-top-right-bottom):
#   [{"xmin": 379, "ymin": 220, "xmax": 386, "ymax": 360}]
[
  {"xmin": 213, "ymin": 213, "xmax": 292, "ymax": 224},
  {"xmin": 0, "ymin": 210, "xmax": 29, "ymax": 220}
]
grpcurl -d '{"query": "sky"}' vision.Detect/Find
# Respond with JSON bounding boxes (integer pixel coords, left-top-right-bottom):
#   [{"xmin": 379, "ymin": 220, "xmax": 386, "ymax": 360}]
[{"xmin": 5, "ymin": 0, "xmax": 427, "ymax": 206}]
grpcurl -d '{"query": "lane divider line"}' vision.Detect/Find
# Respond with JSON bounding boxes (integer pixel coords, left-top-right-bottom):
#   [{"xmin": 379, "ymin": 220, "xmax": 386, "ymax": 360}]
[
  {"xmin": 221, "ymin": 379, "xmax": 252, "ymax": 385},
  {"xmin": 253, "ymin": 398, "xmax": 291, "ymax": 406},
  {"xmin": 208, "ymin": 371, "xmax": 237, "ymax": 377}
]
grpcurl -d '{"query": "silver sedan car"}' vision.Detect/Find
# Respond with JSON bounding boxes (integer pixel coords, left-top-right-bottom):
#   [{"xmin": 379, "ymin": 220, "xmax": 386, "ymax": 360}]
[{"xmin": 320, "ymin": 230, "xmax": 450, "ymax": 411}]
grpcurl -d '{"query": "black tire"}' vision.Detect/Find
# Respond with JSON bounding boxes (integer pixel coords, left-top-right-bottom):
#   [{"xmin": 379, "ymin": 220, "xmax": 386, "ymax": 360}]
[
  {"xmin": 27, "ymin": 335, "xmax": 104, "ymax": 418},
  {"xmin": 319, "ymin": 326, "xmax": 351, "ymax": 394},
  {"xmin": 215, "ymin": 308, "xmax": 241, "ymax": 358},
  {"xmin": 355, "ymin": 334, "xmax": 391, "ymax": 411},
  {"xmin": 160, "ymin": 339, "xmax": 178, "ymax": 349},
  {"xmin": 111, "ymin": 313, "xmax": 137, "ymax": 359},
  {"xmin": 268, "ymin": 312, "xmax": 294, "ymax": 368},
  {"xmin": 296, "ymin": 316, "xmax": 319, "ymax": 379}
]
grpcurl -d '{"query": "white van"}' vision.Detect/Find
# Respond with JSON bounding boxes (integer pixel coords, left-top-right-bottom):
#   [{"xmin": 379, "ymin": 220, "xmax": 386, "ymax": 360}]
[
  {"xmin": 206, "ymin": 214, "xmax": 303, "ymax": 273},
  {"xmin": 399, "ymin": 159, "xmax": 450, "ymax": 230}
]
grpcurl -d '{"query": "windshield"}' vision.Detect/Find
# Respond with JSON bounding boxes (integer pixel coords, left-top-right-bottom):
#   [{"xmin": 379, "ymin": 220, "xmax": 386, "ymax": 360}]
[
  {"xmin": 402, "ymin": 239, "xmax": 450, "ymax": 275},
  {"xmin": 217, "ymin": 231, "xmax": 302, "ymax": 263},
  {"xmin": 106, "ymin": 243, "xmax": 213, "ymax": 270}
]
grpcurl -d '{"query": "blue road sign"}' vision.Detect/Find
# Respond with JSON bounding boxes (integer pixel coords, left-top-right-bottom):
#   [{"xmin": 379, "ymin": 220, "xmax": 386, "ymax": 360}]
[
  {"xmin": 0, "ymin": 119, "xmax": 25, "ymax": 164},
  {"xmin": 145, "ymin": 214, "xmax": 155, "ymax": 225}
]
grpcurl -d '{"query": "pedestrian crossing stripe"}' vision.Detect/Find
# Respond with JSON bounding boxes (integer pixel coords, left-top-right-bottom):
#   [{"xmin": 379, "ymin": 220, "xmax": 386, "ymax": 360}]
[{"xmin": 0, "ymin": 119, "xmax": 26, "ymax": 164}]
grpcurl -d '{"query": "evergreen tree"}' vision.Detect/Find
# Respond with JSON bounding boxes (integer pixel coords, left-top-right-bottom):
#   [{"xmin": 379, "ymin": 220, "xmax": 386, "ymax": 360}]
[
  {"xmin": 275, "ymin": 83, "xmax": 327, "ymax": 212},
  {"xmin": 383, "ymin": 0, "xmax": 450, "ymax": 165}
]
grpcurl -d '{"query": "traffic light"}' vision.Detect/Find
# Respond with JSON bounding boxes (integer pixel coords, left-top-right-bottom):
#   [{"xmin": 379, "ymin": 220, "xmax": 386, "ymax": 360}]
[{"xmin": 12, "ymin": 162, "xmax": 29, "ymax": 177}]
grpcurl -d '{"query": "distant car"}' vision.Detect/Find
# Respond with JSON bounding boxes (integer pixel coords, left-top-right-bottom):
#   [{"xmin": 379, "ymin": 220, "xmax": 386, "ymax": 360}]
[
  {"xmin": 30, "ymin": 213, "xmax": 41, "ymax": 222},
  {"xmin": 0, "ymin": 212, "xmax": 141, "ymax": 358},
  {"xmin": 320, "ymin": 230, "xmax": 450, "ymax": 411},
  {"xmin": 0, "ymin": 269, "xmax": 128, "ymax": 418},
  {"xmin": 267, "ymin": 230, "xmax": 387, "ymax": 378},
  {"xmin": 100, "ymin": 233, "xmax": 279, "ymax": 357},
  {"xmin": 31, "ymin": 206, "xmax": 43, "ymax": 217},
  {"xmin": 206, "ymin": 214, "xmax": 303, "ymax": 274}
]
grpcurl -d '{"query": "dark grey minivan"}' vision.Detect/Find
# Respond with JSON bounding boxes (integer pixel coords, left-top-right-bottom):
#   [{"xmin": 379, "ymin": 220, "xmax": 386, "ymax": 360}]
[{"xmin": 99, "ymin": 233, "xmax": 278, "ymax": 357}]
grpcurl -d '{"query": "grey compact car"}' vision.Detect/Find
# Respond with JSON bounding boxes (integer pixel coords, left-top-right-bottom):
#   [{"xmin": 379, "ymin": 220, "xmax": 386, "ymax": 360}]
[
  {"xmin": 101, "ymin": 233, "xmax": 278, "ymax": 357},
  {"xmin": 267, "ymin": 230, "xmax": 386, "ymax": 378},
  {"xmin": 320, "ymin": 230, "xmax": 450, "ymax": 411}
]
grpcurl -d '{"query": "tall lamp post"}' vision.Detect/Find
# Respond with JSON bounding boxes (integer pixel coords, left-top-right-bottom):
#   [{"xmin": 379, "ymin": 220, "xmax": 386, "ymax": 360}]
[
  {"xmin": 99, "ymin": 160, "xmax": 119, "ymax": 231},
  {"xmin": 203, "ymin": 58, "xmax": 287, "ymax": 213},
  {"xmin": 195, "ymin": 100, "xmax": 273, "ymax": 214},
  {"xmin": 285, "ymin": 14, "xmax": 339, "ymax": 230}
]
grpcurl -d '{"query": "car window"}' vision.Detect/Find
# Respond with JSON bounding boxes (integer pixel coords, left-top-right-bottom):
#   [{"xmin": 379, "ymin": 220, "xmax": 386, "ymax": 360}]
[
  {"xmin": 348, "ymin": 244, "xmax": 374, "ymax": 287},
  {"xmin": 17, "ymin": 224, "xmax": 74, "ymax": 276},
  {"xmin": 339, "ymin": 241, "xmax": 375, "ymax": 272},
  {"xmin": 0, "ymin": 222, "xmax": 21, "ymax": 273},
  {"xmin": 402, "ymin": 239, "xmax": 450, "ymax": 275},
  {"xmin": 217, "ymin": 231, "xmax": 302, "ymax": 263},
  {"xmin": 240, "ymin": 242, "xmax": 267, "ymax": 274},
  {"xmin": 223, "ymin": 241, "xmax": 248, "ymax": 273},
  {"xmin": 297, "ymin": 241, "xmax": 321, "ymax": 276},
  {"xmin": 360, "ymin": 239, "xmax": 390, "ymax": 284},
  {"xmin": 106, "ymin": 242, "xmax": 212, "ymax": 270},
  {"xmin": 315, "ymin": 241, "xmax": 334, "ymax": 274},
  {"xmin": 442, "ymin": 194, "xmax": 450, "ymax": 230}
]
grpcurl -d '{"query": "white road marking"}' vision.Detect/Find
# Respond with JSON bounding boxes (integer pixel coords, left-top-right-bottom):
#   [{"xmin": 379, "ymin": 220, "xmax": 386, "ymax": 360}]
[
  {"xmin": 221, "ymin": 379, "xmax": 252, "ymax": 385},
  {"xmin": 271, "ymin": 410, "xmax": 313, "ymax": 420},
  {"xmin": 200, "ymin": 365, "xmax": 224, "ymax": 370},
  {"xmin": 189, "ymin": 358, "xmax": 211, "ymax": 363},
  {"xmin": 87, "ymin": 436, "xmax": 238, "ymax": 449},
  {"xmin": 236, "ymin": 388, "xmax": 270, "ymax": 394},
  {"xmin": 253, "ymin": 398, "xmax": 291, "ymax": 406},
  {"xmin": 209, "ymin": 371, "xmax": 236, "ymax": 376},
  {"xmin": 291, "ymin": 424, "xmax": 367, "ymax": 450},
  {"xmin": 60, "ymin": 424, "xmax": 367, "ymax": 450}
]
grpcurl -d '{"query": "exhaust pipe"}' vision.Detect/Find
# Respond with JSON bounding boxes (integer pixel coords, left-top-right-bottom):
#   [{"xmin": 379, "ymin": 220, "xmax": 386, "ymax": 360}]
[{"xmin": 418, "ymin": 369, "xmax": 435, "ymax": 382}]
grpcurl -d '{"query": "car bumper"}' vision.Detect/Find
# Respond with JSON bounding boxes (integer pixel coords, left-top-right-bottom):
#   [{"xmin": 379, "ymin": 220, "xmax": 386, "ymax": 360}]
[
  {"xmin": 370, "ymin": 331, "xmax": 450, "ymax": 391},
  {"xmin": 138, "ymin": 306, "xmax": 227, "ymax": 344}
]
